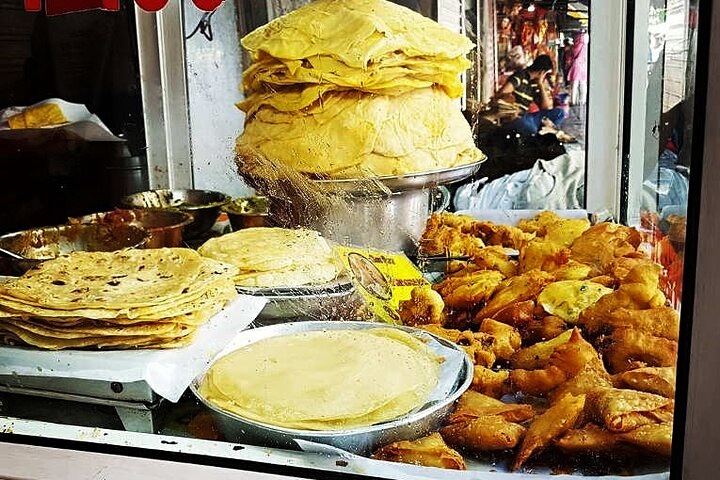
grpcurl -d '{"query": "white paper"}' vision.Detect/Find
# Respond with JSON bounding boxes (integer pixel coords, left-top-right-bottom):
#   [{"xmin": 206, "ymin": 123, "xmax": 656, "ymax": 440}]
[
  {"xmin": 0, "ymin": 98, "xmax": 122, "ymax": 141},
  {"xmin": 295, "ymin": 440, "xmax": 670, "ymax": 480},
  {"xmin": 0, "ymin": 295, "xmax": 267, "ymax": 403}
]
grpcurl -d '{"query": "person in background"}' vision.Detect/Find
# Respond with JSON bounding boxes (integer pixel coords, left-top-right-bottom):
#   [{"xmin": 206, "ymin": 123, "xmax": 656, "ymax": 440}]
[
  {"xmin": 567, "ymin": 32, "xmax": 588, "ymax": 105},
  {"xmin": 492, "ymin": 54, "xmax": 565, "ymax": 135},
  {"xmin": 561, "ymin": 38, "xmax": 573, "ymax": 86}
]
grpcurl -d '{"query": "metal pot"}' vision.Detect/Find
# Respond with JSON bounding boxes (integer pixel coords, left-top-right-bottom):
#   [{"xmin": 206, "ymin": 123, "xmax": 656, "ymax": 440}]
[
  {"xmin": 0, "ymin": 223, "xmax": 149, "ymax": 275},
  {"xmin": 271, "ymin": 185, "xmax": 449, "ymax": 254},
  {"xmin": 71, "ymin": 208, "xmax": 193, "ymax": 248}
]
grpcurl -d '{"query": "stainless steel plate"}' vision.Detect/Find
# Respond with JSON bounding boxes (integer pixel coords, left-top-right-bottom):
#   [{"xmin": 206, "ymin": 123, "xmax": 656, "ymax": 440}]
[
  {"xmin": 190, "ymin": 321, "xmax": 473, "ymax": 455},
  {"xmin": 235, "ymin": 277, "xmax": 353, "ymax": 297}
]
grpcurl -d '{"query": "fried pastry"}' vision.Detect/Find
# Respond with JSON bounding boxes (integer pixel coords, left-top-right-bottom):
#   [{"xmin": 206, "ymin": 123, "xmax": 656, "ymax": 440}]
[
  {"xmin": 478, "ymin": 318, "xmax": 521, "ymax": 361},
  {"xmin": 618, "ymin": 422, "xmax": 673, "ymax": 457},
  {"xmin": 512, "ymin": 393, "xmax": 586, "ymax": 470},
  {"xmin": 602, "ymin": 327, "xmax": 678, "ymax": 373},
  {"xmin": 587, "ymin": 387, "xmax": 674, "ymax": 433},
  {"xmin": 441, "ymin": 415, "xmax": 526, "ymax": 452},
  {"xmin": 477, "ymin": 270, "xmax": 554, "ymax": 321},
  {"xmin": 448, "ymin": 389, "xmax": 535, "ymax": 424},
  {"xmin": 613, "ymin": 366, "xmax": 676, "ymax": 398},
  {"xmin": 471, "ymin": 366, "xmax": 510, "ymax": 399},
  {"xmin": 510, "ymin": 329, "xmax": 573, "ymax": 370},
  {"xmin": 555, "ymin": 423, "xmax": 623, "ymax": 454},
  {"xmin": 398, "ymin": 286, "xmax": 445, "ymax": 326},
  {"xmin": 372, "ymin": 432, "xmax": 467, "ymax": 470}
]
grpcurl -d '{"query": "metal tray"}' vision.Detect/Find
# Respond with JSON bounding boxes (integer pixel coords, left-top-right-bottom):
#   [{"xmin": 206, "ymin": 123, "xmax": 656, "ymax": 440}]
[
  {"xmin": 313, "ymin": 158, "xmax": 486, "ymax": 193},
  {"xmin": 235, "ymin": 277, "xmax": 353, "ymax": 297},
  {"xmin": 190, "ymin": 321, "xmax": 473, "ymax": 455}
]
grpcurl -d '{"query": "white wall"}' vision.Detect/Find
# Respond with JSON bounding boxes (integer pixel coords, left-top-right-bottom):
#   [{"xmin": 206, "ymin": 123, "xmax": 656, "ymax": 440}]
[{"xmin": 184, "ymin": 0, "xmax": 253, "ymax": 198}]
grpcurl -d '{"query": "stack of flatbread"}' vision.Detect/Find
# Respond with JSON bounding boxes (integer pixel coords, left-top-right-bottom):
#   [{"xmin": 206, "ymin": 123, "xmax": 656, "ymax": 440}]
[
  {"xmin": 197, "ymin": 227, "xmax": 341, "ymax": 288},
  {"xmin": 236, "ymin": 0, "xmax": 485, "ymax": 179},
  {"xmin": 0, "ymin": 248, "xmax": 238, "ymax": 350}
]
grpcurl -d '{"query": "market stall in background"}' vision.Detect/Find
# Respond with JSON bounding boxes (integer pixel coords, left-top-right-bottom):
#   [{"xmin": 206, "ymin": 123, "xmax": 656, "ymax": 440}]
[{"xmin": 0, "ymin": 0, "xmax": 702, "ymax": 479}]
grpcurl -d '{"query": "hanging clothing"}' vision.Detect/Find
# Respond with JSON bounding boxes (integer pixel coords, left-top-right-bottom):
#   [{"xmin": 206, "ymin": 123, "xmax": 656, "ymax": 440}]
[{"xmin": 454, "ymin": 151, "xmax": 585, "ymax": 211}]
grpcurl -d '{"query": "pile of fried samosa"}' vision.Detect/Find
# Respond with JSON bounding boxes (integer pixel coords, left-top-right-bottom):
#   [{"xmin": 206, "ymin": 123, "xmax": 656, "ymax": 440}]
[{"xmin": 375, "ymin": 211, "xmax": 678, "ymax": 472}]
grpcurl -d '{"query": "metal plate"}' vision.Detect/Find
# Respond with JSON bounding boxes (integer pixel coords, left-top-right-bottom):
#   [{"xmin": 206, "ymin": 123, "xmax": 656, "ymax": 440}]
[
  {"xmin": 313, "ymin": 158, "xmax": 486, "ymax": 193},
  {"xmin": 190, "ymin": 321, "xmax": 473, "ymax": 455},
  {"xmin": 235, "ymin": 277, "xmax": 354, "ymax": 297}
]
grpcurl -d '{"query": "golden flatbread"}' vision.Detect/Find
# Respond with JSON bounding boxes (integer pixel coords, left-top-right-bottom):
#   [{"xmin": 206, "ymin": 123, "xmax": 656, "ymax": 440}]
[{"xmin": 200, "ymin": 328, "xmax": 441, "ymax": 430}]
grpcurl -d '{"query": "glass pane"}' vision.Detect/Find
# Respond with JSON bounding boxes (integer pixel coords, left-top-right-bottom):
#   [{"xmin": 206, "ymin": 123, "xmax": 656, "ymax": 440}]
[
  {"xmin": 0, "ymin": 2, "xmax": 148, "ymax": 235},
  {"xmin": 0, "ymin": 0, "xmax": 698, "ymax": 479},
  {"xmin": 627, "ymin": 0, "xmax": 695, "ymax": 310}
]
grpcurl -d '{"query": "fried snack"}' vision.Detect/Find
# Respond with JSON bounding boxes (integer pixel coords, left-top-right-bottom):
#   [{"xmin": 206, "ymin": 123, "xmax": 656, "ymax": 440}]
[
  {"xmin": 419, "ymin": 324, "xmax": 496, "ymax": 368},
  {"xmin": 548, "ymin": 363, "xmax": 613, "ymax": 403},
  {"xmin": 618, "ymin": 422, "xmax": 673, "ymax": 457},
  {"xmin": 492, "ymin": 300, "xmax": 535, "ymax": 329},
  {"xmin": 587, "ymin": 387, "xmax": 674, "ymax": 433},
  {"xmin": 609, "ymin": 256, "xmax": 659, "ymax": 282},
  {"xmin": 522, "ymin": 315, "xmax": 568, "ymax": 344},
  {"xmin": 613, "ymin": 366, "xmax": 676, "ymax": 398},
  {"xmin": 519, "ymin": 238, "xmax": 570, "ymax": 272},
  {"xmin": 470, "ymin": 246, "xmax": 519, "ymax": 277},
  {"xmin": 468, "ymin": 221, "xmax": 534, "ymax": 250},
  {"xmin": 472, "ymin": 366, "xmax": 510, "ymax": 398},
  {"xmin": 548, "ymin": 328, "xmax": 605, "ymax": 377},
  {"xmin": 512, "ymin": 393, "xmax": 586, "ymax": 471},
  {"xmin": 552, "ymin": 260, "xmax": 593, "ymax": 281},
  {"xmin": 604, "ymin": 307, "xmax": 680, "ymax": 341},
  {"xmin": 555, "ymin": 423, "xmax": 624, "ymax": 454},
  {"xmin": 578, "ymin": 264, "xmax": 666, "ymax": 336},
  {"xmin": 510, "ymin": 329, "xmax": 573, "ymax": 370},
  {"xmin": 419, "ymin": 224, "xmax": 485, "ymax": 257},
  {"xmin": 569, "ymin": 222, "xmax": 642, "ymax": 276},
  {"xmin": 603, "ymin": 327, "xmax": 678, "ymax": 373},
  {"xmin": 516, "ymin": 211, "xmax": 565, "ymax": 235},
  {"xmin": 448, "ymin": 389, "xmax": 535, "ymax": 424},
  {"xmin": 476, "ymin": 270, "xmax": 554, "ymax": 321},
  {"xmin": 511, "ymin": 329, "xmax": 605, "ymax": 397},
  {"xmin": 509, "ymin": 365, "xmax": 568, "ymax": 397},
  {"xmin": 372, "ymin": 432, "xmax": 466, "ymax": 470},
  {"xmin": 441, "ymin": 415, "xmax": 526, "ymax": 451},
  {"xmin": 478, "ymin": 318, "xmax": 521, "ymax": 361},
  {"xmin": 543, "ymin": 217, "xmax": 592, "ymax": 247},
  {"xmin": 398, "ymin": 286, "xmax": 445, "ymax": 326},
  {"xmin": 433, "ymin": 269, "xmax": 504, "ymax": 310},
  {"xmin": 537, "ymin": 280, "xmax": 613, "ymax": 323}
]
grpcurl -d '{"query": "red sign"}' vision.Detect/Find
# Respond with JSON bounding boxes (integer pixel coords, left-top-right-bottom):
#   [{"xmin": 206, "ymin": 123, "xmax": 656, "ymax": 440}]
[{"xmin": 25, "ymin": 0, "xmax": 222, "ymax": 14}]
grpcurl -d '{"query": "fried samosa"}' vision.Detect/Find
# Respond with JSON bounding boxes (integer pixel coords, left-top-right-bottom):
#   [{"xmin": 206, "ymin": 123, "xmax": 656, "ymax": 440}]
[
  {"xmin": 613, "ymin": 366, "xmax": 676, "ymax": 398},
  {"xmin": 512, "ymin": 393, "xmax": 586, "ymax": 471},
  {"xmin": 448, "ymin": 389, "xmax": 535, "ymax": 424},
  {"xmin": 372, "ymin": 432, "xmax": 466, "ymax": 470},
  {"xmin": 441, "ymin": 415, "xmax": 526, "ymax": 452},
  {"xmin": 555, "ymin": 423, "xmax": 623, "ymax": 454},
  {"xmin": 471, "ymin": 366, "xmax": 510, "ymax": 399},
  {"xmin": 587, "ymin": 387, "xmax": 674, "ymax": 433},
  {"xmin": 618, "ymin": 422, "xmax": 673, "ymax": 457}
]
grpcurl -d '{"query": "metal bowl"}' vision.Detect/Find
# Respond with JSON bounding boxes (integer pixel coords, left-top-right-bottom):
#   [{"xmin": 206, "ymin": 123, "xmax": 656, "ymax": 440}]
[
  {"xmin": 119, "ymin": 189, "xmax": 230, "ymax": 239},
  {"xmin": 191, "ymin": 321, "xmax": 473, "ymax": 455},
  {"xmin": 0, "ymin": 223, "xmax": 149, "ymax": 275},
  {"xmin": 71, "ymin": 208, "xmax": 193, "ymax": 248},
  {"xmin": 222, "ymin": 197, "xmax": 270, "ymax": 231}
]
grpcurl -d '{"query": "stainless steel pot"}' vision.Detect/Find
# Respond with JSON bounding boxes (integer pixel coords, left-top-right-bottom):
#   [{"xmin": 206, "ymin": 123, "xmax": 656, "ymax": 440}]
[{"xmin": 272, "ymin": 185, "xmax": 449, "ymax": 255}]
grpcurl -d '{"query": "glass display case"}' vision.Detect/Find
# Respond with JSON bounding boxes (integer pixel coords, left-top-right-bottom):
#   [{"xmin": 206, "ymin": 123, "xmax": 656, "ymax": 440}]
[{"xmin": 0, "ymin": 0, "xmax": 717, "ymax": 478}]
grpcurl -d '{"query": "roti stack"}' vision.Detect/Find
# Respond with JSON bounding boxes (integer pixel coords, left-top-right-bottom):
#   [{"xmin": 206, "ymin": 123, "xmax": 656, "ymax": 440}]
[
  {"xmin": 199, "ymin": 327, "xmax": 442, "ymax": 430},
  {"xmin": 197, "ymin": 227, "xmax": 341, "ymax": 288},
  {"xmin": 235, "ymin": 0, "xmax": 484, "ymax": 179},
  {"xmin": 0, "ymin": 248, "xmax": 238, "ymax": 350}
]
